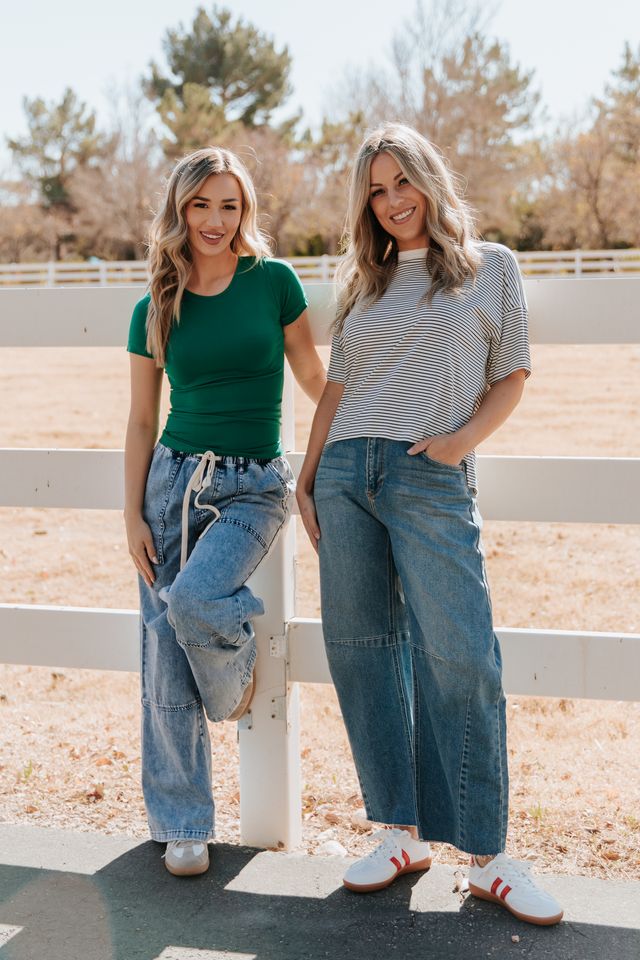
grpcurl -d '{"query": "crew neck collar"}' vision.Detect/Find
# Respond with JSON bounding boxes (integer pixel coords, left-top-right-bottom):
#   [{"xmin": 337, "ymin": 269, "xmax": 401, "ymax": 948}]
[
  {"xmin": 185, "ymin": 255, "xmax": 245, "ymax": 298},
  {"xmin": 397, "ymin": 247, "xmax": 429, "ymax": 261}
]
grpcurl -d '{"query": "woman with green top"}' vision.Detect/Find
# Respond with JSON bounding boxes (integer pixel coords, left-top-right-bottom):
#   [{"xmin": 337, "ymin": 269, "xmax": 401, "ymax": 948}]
[{"xmin": 125, "ymin": 146, "xmax": 325, "ymax": 876}]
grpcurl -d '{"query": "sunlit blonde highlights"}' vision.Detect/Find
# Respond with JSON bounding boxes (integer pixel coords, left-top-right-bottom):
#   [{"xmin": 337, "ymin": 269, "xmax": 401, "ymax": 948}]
[
  {"xmin": 146, "ymin": 147, "xmax": 272, "ymax": 364},
  {"xmin": 335, "ymin": 123, "xmax": 483, "ymax": 331}
]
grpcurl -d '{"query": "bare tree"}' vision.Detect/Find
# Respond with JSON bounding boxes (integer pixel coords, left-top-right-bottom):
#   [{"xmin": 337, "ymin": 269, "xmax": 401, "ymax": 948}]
[
  {"xmin": 534, "ymin": 44, "xmax": 640, "ymax": 250},
  {"xmin": 68, "ymin": 83, "xmax": 164, "ymax": 259},
  {"xmin": 325, "ymin": 0, "xmax": 542, "ymax": 243},
  {"xmin": 0, "ymin": 181, "xmax": 57, "ymax": 261}
]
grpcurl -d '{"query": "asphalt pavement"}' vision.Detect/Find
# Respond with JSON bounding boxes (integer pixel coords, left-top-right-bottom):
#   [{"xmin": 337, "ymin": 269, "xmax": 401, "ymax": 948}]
[{"xmin": 0, "ymin": 824, "xmax": 638, "ymax": 960}]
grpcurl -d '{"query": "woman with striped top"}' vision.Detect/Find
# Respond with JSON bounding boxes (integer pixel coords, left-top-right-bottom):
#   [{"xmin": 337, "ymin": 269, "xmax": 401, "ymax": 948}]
[{"xmin": 297, "ymin": 123, "xmax": 563, "ymax": 926}]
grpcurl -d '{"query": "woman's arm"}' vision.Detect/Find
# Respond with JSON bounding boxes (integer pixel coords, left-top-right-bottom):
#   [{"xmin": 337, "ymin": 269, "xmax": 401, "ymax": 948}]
[
  {"xmin": 407, "ymin": 369, "xmax": 527, "ymax": 464},
  {"xmin": 283, "ymin": 310, "xmax": 326, "ymax": 403},
  {"xmin": 296, "ymin": 380, "xmax": 344, "ymax": 551},
  {"xmin": 124, "ymin": 354, "xmax": 163, "ymax": 586}
]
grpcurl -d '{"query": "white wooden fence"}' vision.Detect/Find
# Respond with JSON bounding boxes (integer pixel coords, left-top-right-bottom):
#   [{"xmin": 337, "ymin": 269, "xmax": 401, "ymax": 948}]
[
  {"xmin": 2, "ymin": 249, "xmax": 640, "ymax": 286},
  {"xmin": 1, "ymin": 279, "xmax": 639, "ymax": 850}
]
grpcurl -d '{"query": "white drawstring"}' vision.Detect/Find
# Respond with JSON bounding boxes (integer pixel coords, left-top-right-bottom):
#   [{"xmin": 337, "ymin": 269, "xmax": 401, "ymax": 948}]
[{"xmin": 180, "ymin": 451, "xmax": 222, "ymax": 569}]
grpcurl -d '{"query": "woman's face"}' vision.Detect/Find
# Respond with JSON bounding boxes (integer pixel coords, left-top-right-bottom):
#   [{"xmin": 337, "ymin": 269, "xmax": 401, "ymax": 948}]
[
  {"xmin": 184, "ymin": 173, "xmax": 243, "ymax": 261},
  {"xmin": 368, "ymin": 152, "xmax": 428, "ymax": 252}
]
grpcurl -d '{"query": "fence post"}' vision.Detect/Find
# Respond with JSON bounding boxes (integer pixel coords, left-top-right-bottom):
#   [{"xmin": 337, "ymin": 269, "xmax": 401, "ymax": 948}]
[
  {"xmin": 47, "ymin": 262, "xmax": 55, "ymax": 286},
  {"xmin": 237, "ymin": 363, "xmax": 302, "ymax": 849},
  {"xmin": 575, "ymin": 250, "xmax": 582, "ymax": 276}
]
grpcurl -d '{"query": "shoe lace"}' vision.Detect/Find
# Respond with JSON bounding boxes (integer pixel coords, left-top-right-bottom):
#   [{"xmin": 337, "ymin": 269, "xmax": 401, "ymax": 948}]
[
  {"xmin": 162, "ymin": 839, "xmax": 204, "ymax": 859},
  {"xmin": 363, "ymin": 828, "xmax": 407, "ymax": 863},
  {"xmin": 499, "ymin": 856, "xmax": 537, "ymax": 889}
]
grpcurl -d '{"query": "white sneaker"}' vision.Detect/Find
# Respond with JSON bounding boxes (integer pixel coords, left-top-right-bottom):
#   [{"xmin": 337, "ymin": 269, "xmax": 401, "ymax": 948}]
[
  {"xmin": 164, "ymin": 839, "xmax": 210, "ymax": 876},
  {"xmin": 343, "ymin": 828, "xmax": 432, "ymax": 892},
  {"xmin": 468, "ymin": 853, "xmax": 563, "ymax": 925}
]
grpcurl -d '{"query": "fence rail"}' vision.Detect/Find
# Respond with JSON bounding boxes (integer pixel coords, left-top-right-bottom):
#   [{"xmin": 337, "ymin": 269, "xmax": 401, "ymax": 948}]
[
  {"xmin": 2, "ymin": 249, "xmax": 640, "ymax": 286},
  {"xmin": 1, "ymin": 278, "xmax": 639, "ymax": 849}
]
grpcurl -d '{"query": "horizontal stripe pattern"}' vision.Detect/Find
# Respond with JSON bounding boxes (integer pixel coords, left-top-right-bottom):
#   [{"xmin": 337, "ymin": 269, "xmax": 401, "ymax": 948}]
[{"xmin": 326, "ymin": 242, "xmax": 531, "ymax": 491}]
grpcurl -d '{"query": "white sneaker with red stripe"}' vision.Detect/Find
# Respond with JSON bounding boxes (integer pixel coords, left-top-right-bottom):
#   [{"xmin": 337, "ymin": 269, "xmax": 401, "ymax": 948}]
[
  {"xmin": 468, "ymin": 853, "xmax": 563, "ymax": 925},
  {"xmin": 343, "ymin": 828, "xmax": 432, "ymax": 892}
]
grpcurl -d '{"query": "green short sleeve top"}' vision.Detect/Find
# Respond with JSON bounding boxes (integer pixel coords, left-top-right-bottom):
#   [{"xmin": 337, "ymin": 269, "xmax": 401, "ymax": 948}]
[{"xmin": 127, "ymin": 257, "xmax": 307, "ymax": 458}]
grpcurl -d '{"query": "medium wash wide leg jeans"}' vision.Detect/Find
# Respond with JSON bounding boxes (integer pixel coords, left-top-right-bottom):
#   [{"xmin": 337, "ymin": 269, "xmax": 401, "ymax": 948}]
[
  {"xmin": 138, "ymin": 443, "xmax": 292, "ymax": 842},
  {"xmin": 314, "ymin": 438, "xmax": 508, "ymax": 855}
]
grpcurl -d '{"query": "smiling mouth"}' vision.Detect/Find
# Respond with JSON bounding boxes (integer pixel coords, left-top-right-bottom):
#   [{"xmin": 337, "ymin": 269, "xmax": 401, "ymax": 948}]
[
  {"xmin": 390, "ymin": 207, "xmax": 416, "ymax": 223},
  {"xmin": 200, "ymin": 231, "xmax": 224, "ymax": 243}
]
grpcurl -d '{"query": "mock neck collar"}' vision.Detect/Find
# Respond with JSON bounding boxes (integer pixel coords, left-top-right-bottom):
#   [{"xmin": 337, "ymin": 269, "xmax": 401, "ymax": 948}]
[{"xmin": 397, "ymin": 247, "xmax": 429, "ymax": 261}]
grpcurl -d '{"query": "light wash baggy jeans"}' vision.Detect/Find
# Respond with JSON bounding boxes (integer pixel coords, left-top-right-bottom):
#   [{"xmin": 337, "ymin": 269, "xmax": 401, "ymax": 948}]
[
  {"xmin": 138, "ymin": 442, "xmax": 294, "ymax": 842},
  {"xmin": 314, "ymin": 438, "xmax": 508, "ymax": 856}
]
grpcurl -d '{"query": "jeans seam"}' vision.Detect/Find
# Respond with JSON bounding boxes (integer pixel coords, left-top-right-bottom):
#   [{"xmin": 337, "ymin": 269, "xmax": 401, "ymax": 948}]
[
  {"xmin": 457, "ymin": 695, "xmax": 472, "ymax": 851},
  {"xmin": 235, "ymin": 593, "xmax": 243, "ymax": 642},
  {"xmin": 388, "ymin": 540, "xmax": 414, "ymax": 777},
  {"xmin": 390, "ymin": 641, "xmax": 413, "ymax": 732},
  {"xmin": 409, "ymin": 645, "xmax": 424, "ymax": 840},
  {"xmin": 234, "ymin": 506, "xmax": 288, "ymax": 584},
  {"xmin": 197, "ymin": 699, "xmax": 208, "ymax": 744},
  {"xmin": 266, "ymin": 460, "xmax": 291, "ymax": 497},
  {"xmin": 464, "ymin": 495, "xmax": 506, "ymax": 853},
  {"xmin": 324, "ymin": 633, "xmax": 401, "ymax": 645},
  {"xmin": 141, "ymin": 697, "xmax": 202, "ymax": 711},
  {"xmin": 139, "ymin": 617, "xmax": 148, "ymax": 702},
  {"xmin": 217, "ymin": 516, "xmax": 269, "ymax": 549},
  {"xmin": 151, "ymin": 829, "xmax": 215, "ymax": 842},
  {"xmin": 467, "ymin": 497, "xmax": 494, "ymax": 619},
  {"xmin": 154, "ymin": 451, "xmax": 185, "ymax": 564},
  {"xmin": 496, "ymin": 697, "xmax": 507, "ymax": 851}
]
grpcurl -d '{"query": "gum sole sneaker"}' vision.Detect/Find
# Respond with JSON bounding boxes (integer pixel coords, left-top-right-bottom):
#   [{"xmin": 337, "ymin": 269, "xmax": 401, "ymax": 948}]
[
  {"xmin": 164, "ymin": 840, "xmax": 210, "ymax": 876},
  {"xmin": 343, "ymin": 828, "xmax": 432, "ymax": 893},
  {"xmin": 468, "ymin": 853, "xmax": 563, "ymax": 925},
  {"xmin": 227, "ymin": 674, "xmax": 255, "ymax": 722}
]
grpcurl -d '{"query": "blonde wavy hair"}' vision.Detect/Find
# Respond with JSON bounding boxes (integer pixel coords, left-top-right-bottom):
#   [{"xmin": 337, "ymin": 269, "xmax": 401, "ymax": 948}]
[
  {"xmin": 335, "ymin": 123, "xmax": 483, "ymax": 332},
  {"xmin": 146, "ymin": 146, "xmax": 272, "ymax": 364}
]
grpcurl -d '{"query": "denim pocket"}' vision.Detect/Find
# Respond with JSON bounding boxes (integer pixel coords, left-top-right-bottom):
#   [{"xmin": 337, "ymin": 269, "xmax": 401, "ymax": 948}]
[
  {"xmin": 143, "ymin": 445, "xmax": 185, "ymax": 564},
  {"xmin": 266, "ymin": 457, "xmax": 295, "ymax": 498},
  {"xmin": 420, "ymin": 451, "xmax": 465, "ymax": 473}
]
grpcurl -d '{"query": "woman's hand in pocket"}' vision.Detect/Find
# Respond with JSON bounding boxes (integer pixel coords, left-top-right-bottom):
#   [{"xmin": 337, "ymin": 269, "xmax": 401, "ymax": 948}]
[
  {"xmin": 125, "ymin": 513, "xmax": 158, "ymax": 587},
  {"xmin": 407, "ymin": 432, "xmax": 466, "ymax": 466}
]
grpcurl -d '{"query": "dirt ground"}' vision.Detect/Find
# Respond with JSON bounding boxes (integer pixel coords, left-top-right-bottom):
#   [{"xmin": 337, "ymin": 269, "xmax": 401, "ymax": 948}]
[{"xmin": 0, "ymin": 343, "xmax": 639, "ymax": 879}]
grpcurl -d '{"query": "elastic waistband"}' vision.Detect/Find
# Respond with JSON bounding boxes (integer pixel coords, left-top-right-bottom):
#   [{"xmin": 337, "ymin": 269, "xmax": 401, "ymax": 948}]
[{"xmin": 158, "ymin": 442, "xmax": 274, "ymax": 466}]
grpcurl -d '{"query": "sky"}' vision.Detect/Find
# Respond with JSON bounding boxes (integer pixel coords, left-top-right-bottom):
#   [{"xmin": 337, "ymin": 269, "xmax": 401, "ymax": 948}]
[{"xmin": 2, "ymin": 0, "xmax": 639, "ymax": 172}]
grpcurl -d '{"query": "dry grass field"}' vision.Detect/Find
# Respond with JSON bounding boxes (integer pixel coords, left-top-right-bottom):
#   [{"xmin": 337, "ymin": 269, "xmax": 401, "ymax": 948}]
[{"xmin": 0, "ymin": 341, "xmax": 639, "ymax": 879}]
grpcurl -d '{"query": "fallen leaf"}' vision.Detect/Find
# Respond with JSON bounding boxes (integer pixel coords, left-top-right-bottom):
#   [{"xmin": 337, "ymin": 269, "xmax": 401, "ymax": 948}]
[
  {"xmin": 602, "ymin": 850, "xmax": 621, "ymax": 861},
  {"xmin": 25, "ymin": 805, "xmax": 38, "ymax": 814},
  {"xmin": 95, "ymin": 757, "xmax": 112, "ymax": 767},
  {"xmin": 453, "ymin": 870, "xmax": 469, "ymax": 894}
]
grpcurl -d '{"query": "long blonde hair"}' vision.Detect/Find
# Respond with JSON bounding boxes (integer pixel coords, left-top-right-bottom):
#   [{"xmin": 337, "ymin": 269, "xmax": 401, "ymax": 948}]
[
  {"xmin": 146, "ymin": 147, "xmax": 272, "ymax": 364},
  {"xmin": 335, "ymin": 123, "xmax": 482, "ymax": 332}
]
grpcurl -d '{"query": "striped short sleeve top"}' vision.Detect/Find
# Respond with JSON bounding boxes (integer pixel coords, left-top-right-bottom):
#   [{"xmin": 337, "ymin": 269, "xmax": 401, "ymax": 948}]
[{"xmin": 326, "ymin": 242, "xmax": 531, "ymax": 491}]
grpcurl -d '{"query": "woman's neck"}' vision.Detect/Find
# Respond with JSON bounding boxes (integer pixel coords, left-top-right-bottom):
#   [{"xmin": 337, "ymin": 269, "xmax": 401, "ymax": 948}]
[{"xmin": 188, "ymin": 249, "xmax": 239, "ymax": 294}]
